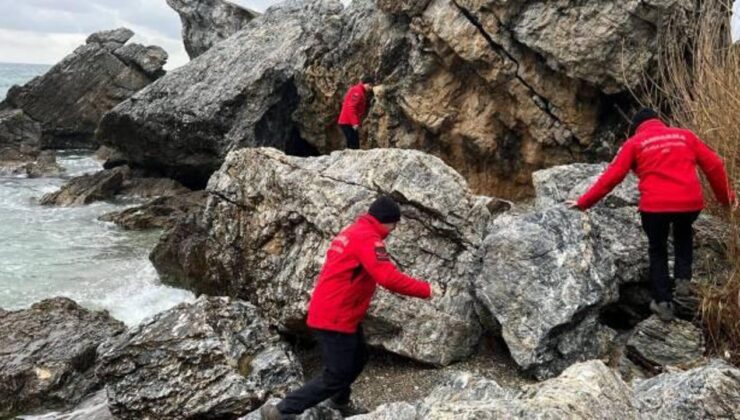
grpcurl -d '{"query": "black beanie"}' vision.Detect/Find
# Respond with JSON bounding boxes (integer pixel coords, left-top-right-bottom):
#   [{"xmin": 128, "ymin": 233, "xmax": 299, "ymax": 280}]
[
  {"xmin": 630, "ymin": 108, "xmax": 659, "ymax": 134},
  {"xmin": 368, "ymin": 195, "xmax": 401, "ymax": 224}
]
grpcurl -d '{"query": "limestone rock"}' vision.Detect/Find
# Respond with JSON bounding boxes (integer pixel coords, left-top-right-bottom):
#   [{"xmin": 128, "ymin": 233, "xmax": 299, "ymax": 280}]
[
  {"xmin": 99, "ymin": 190, "xmax": 207, "ymax": 231},
  {"xmin": 3, "ymin": 28, "xmax": 166, "ymax": 149},
  {"xmin": 634, "ymin": 359, "xmax": 740, "ymax": 419},
  {"xmin": 356, "ymin": 361, "xmax": 637, "ymax": 419},
  {"xmin": 99, "ymin": 0, "xmax": 340, "ymax": 189},
  {"xmin": 166, "ymin": 0, "xmax": 259, "ymax": 59},
  {"xmin": 153, "ymin": 147, "xmax": 492, "ymax": 365},
  {"xmin": 0, "ymin": 298, "xmax": 125, "ymax": 418},
  {"xmin": 96, "ymin": 296, "xmax": 302, "ymax": 419},
  {"xmin": 39, "ymin": 166, "xmax": 129, "ymax": 206},
  {"xmin": 626, "ymin": 315, "xmax": 705, "ymax": 371}
]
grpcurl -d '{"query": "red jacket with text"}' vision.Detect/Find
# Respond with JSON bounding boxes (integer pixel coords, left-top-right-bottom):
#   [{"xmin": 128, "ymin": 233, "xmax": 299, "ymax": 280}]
[
  {"xmin": 337, "ymin": 83, "xmax": 368, "ymax": 126},
  {"xmin": 306, "ymin": 214, "xmax": 431, "ymax": 334},
  {"xmin": 577, "ymin": 119, "xmax": 734, "ymax": 212}
]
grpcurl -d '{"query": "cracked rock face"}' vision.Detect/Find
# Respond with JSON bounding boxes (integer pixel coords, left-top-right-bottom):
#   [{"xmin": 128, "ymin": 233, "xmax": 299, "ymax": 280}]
[
  {"xmin": 0, "ymin": 298, "xmax": 125, "ymax": 418},
  {"xmin": 0, "ymin": 108, "xmax": 42, "ymax": 171},
  {"xmin": 2, "ymin": 28, "xmax": 166, "ymax": 149},
  {"xmin": 152, "ymin": 147, "xmax": 492, "ymax": 365},
  {"xmin": 634, "ymin": 359, "xmax": 740, "ymax": 419},
  {"xmin": 96, "ymin": 296, "xmax": 302, "ymax": 420},
  {"xmin": 99, "ymin": 0, "xmax": 694, "ymax": 197},
  {"xmin": 166, "ymin": 0, "xmax": 259, "ymax": 59},
  {"xmin": 626, "ymin": 315, "xmax": 705, "ymax": 372},
  {"xmin": 356, "ymin": 361, "xmax": 637, "ymax": 419}
]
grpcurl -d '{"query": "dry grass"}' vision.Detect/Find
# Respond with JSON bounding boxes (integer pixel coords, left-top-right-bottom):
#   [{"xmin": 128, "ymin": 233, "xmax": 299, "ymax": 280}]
[{"xmin": 636, "ymin": 0, "xmax": 740, "ymax": 363}]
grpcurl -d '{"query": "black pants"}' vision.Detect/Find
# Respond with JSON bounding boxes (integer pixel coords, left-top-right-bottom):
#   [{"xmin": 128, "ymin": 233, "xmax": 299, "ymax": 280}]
[
  {"xmin": 640, "ymin": 211, "xmax": 700, "ymax": 303},
  {"xmin": 278, "ymin": 327, "xmax": 368, "ymax": 415},
  {"xmin": 339, "ymin": 124, "xmax": 360, "ymax": 149}
]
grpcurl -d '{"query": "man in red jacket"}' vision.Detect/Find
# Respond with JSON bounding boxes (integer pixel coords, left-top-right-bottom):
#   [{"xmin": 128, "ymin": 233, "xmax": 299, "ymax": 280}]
[
  {"xmin": 567, "ymin": 108, "xmax": 735, "ymax": 322},
  {"xmin": 337, "ymin": 75, "xmax": 375, "ymax": 149},
  {"xmin": 261, "ymin": 196, "xmax": 435, "ymax": 419}
]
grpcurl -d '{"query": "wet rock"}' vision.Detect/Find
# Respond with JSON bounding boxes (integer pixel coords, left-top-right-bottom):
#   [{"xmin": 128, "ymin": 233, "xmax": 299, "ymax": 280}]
[
  {"xmin": 0, "ymin": 108, "xmax": 41, "ymax": 170},
  {"xmin": 356, "ymin": 360, "xmax": 637, "ymax": 419},
  {"xmin": 153, "ymin": 147, "xmax": 492, "ymax": 365},
  {"xmin": 39, "ymin": 166, "xmax": 129, "ymax": 206},
  {"xmin": 19, "ymin": 390, "xmax": 113, "ymax": 420},
  {"xmin": 0, "ymin": 298, "xmax": 125, "ymax": 418},
  {"xmin": 25, "ymin": 150, "xmax": 65, "ymax": 178},
  {"xmin": 166, "ymin": 0, "xmax": 259, "ymax": 59},
  {"xmin": 96, "ymin": 296, "xmax": 302, "ymax": 420},
  {"xmin": 633, "ymin": 359, "xmax": 740, "ymax": 419},
  {"xmin": 626, "ymin": 315, "xmax": 705, "ymax": 372},
  {"xmin": 118, "ymin": 175, "xmax": 190, "ymax": 198},
  {"xmin": 99, "ymin": 1, "xmax": 340, "ymax": 189},
  {"xmin": 3, "ymin": 28, "xmax": 166, "ymax": 149},
  {"xmin": 99, "ymin": 190, "xmax": 207, "ymax": 231}
]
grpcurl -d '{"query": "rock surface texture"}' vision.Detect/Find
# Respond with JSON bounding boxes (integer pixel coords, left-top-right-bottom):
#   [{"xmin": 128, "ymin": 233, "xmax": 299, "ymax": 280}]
[
  {"xmin": 39, "ymin": 166, "xmax": 130, "ymax": 206},
  {"xmin": 99, "ymin": 0, "xmax": 694, "ymax": 197},
  {"xmin": 2, "ymin": 28, "xmax": 166, "ymax": 149},
  {"xmin": 99, "ymin": 190, "xmax": 207, "ymax": 230},
  {"xmin": 96, "ymin": 296, "xmax": 302, "ymax": 419},
  {"xmin": 625, "ymin": 315, "xmax": 705, "ymax": 372},
  {"xmin": 0, "ymin": 298, "xmax": 125, "ymax": 418},
  {"xmin": 166, "ymin": 0, "xmax": 259, "ymax": 59},
  {"xmin": 0, "ymin": 109, "xmax": 42, "ymax": 168},
  {"xmin": 153, "ymin": 147, "xmax": 492, "ymax": 366}
]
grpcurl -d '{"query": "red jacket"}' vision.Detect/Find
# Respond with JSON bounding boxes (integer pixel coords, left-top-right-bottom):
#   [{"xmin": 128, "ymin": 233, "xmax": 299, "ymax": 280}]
[
  {"xmin": 306, "ymin": 214, "xmax": 431, "ymax": 333},
  {"xmin": 578, "ymin": 119, "xmax": 734, "ymax": 212},
  {"xmin": 337, "ymin": 83, "xmax": 368, "ymax": 126}
]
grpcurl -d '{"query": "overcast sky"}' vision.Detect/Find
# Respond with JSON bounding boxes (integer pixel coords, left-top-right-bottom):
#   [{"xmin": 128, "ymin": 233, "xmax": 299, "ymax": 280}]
[{"xmin": 0, "ymin": 0, "xmax": 738, "ymax": 70}]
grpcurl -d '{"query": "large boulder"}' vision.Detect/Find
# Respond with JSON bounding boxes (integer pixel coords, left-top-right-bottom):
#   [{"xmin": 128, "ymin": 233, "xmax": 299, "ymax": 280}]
[
  {"xmin": 96, "ymin": 296, "xmax": 302, "ymax": 419},
  {"xmin": 166, "ymin": 0, "xmax": 259, "ymax": 59},
  {"xmin": 0, "ymin": 298, "xmax": 125, "ymax": 418},
  {"xmin": 356, "ymin": 360, "xmax": 637, "ymax": 419},
  {"xmin": 152, "ymin": 148, "xmax": 492, "ymax": 365},
  {"xmin": 625, "ymin": 315, "xmax": 705, "ymax": 372},
  {"xmin": 633, "ymin": 359, "xmax": 740, "ymax": 419},
  {"xmin": 99, "ymin": 0, "xmax": 695, "ymax": 197},
  {"xmin": 99, "ymin": 0, "xmax": 341, "ymax": 189},
  {"xmin": 39, "ymin": 166, "xmax": 129, "ymax": 206},
  {"xmin": 2, "ymin": 28, "xmax": 166, "ymax": 149},
  {"xmin": 0, "ymin": 109, "xmax": 42, "ymax": 171}
]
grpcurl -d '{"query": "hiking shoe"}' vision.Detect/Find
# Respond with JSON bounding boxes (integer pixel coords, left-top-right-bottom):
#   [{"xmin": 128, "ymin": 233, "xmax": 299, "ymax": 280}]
[
  {"xmin": 650, "ymin": 300, "xmax": 675, "ymax": 322},
  {"xmin": 260, "ymin": 404, "xmax": 294, "ymax": 420},
  {"xmin": 327, "ymin": 400, "xmax": 369, "ymax": 416}
]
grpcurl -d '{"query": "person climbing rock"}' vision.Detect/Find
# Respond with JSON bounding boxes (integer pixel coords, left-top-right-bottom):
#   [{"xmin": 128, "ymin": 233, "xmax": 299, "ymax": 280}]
[
  {"xmin": 337, "ymin": 75, "xmax": 375, "ymax": 149},
  {"xmin": 261, "ymin": 195, "xmax": 438, "ymax": 420},
  {"xmin": 566, "ymin": 108, "xmax": 735, "ymax": 322}
]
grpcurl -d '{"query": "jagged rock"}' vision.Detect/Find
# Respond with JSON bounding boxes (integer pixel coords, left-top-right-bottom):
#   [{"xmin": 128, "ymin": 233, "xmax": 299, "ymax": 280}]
[
  {"xmin": 166, "ymin": 0, "xmax": 259, "ymax": 59},
  {"xmin": 0, "ymin": 298, "xmax": 125, "ymax": 418},
  {"xmin": 96, "ymin": 296, "xmax": 302, "ymax": 419},
  {"xmin": 39, "ymin": 166, "xmax": 129, "ymax": 206},
  {"xmin": 3, "ymin": 28, "xmax": 166, "ymax": 149},
  {"xmin": 0, "ymin": 108, "xmax": 41, "ymax": 169},
  {"xmin": 626, "ymin": 315, "xmax": 705, "ymax": 372},
  {"xmin": 99, "ymin": 190, "xmax": 207, "ymax": 230},
  {"xmin": 152, "ymin": 148, "xmax": 492, "ymax": 365},
  {"xmin": 113, "ymin": 44, "xmax": 168, "ymax": 78},
  {"xmin": 99, "ymin": 0, "xmax": 338, "ymax": 189},
  {"xmin": 25, "ymin": 150, "xmax": 65, "ymax": 178},
  {"xmin": 241, "ymin": 398, "xmax": 342, "ymax": 420},
  {"xmin": 532, "ymin": 163, "xmax": 639, "ymax": 209},
  {"xmin": 356, "ymin": 361, "xmax": 637, "ymax": 419},
  {"xmin": 19, "ymin": 390, "xmax": 113, "ymax": 420},
  {"xmin": 118, "ymin": 176, "xmax": 190, "ymax": 198},
  {"xmin": 99, "ymin": 0, "xmax": 694, "ymax": 197},
  {"xmin": 633, "ymin": 359, "xmax": 740, "ymax": 419}
]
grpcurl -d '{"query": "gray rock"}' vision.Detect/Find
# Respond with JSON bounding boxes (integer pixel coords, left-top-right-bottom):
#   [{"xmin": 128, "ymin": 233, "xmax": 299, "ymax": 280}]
[
  {"xmin": 532, "ymin": 163, "xmax": 639, "ymax": 209},
  {"xmin": 153, "ymin": 147, "xmax": 492, "ymax": 366},
  {"xmin": 18, "ymin": 390, "xmax": 113, "ymax": 420},
  {"xmin": 626, "ymin": 315, "xmax": 705, "ymax": 371},
  {"xmin": 39, "ymin": 166, "xmax": 129, "ymax": 206},
  {"xmin": 25, "ymin": 150, "xmax": 65, "ymax": 178},
  {"xmin": 99, "ymin": 190, "xmax": 207, "ymax": 231},
  {"xmin": 99, "ymin": 0, "xmax": 340, "ymax": 189},
  {"xmin": 241, "ymin": 398, "xmax": 341, "ymax": 420},
  {"xmin": 634, "ymin": 359, "xmax": 740, "ymax": 419},
  {"xmin": 113, "ymin": 44, "xmax": 168, "ymax": 77},
  {"xmin": 118, "ymin": 176, "xmax": 190, "ymax": 198},
  {"xmin": 3, "ymin": 28, "xmax": 165, "ymax": 149},
  {"xmin": 166, "ymin": 0, "xmax": 259, "ymax": 59},
  {"xmin": 96, "ymin": 296, "xmax": 302, "ymax": 420},
  {"xmin": 356, "ymin": 360, "xmax": 638, "ymax": 419},
  {"xmin": 0, "ymin": 108, "xmax": 41, "ymax": 168},
  {"xmin": 0, "ymin": 298, "xmax": 125, "ymax": 418}
]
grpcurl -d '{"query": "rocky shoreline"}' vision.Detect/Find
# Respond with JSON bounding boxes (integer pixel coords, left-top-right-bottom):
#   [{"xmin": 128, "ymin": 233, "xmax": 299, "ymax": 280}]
[{"xmin": 1, "ymin": 0, "xmax": 739, "ymax": 419}]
